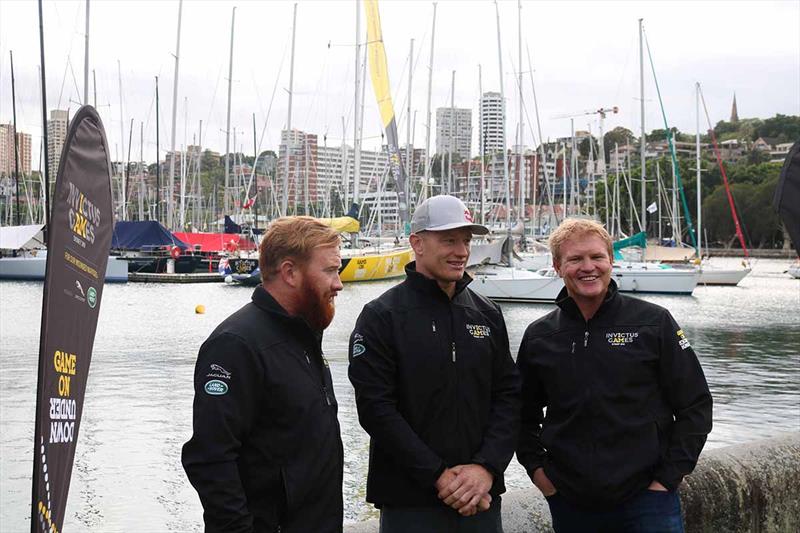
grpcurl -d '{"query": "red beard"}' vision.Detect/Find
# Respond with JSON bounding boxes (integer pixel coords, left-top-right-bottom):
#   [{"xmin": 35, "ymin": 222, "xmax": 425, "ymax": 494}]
[{"xmin": 296, "ymin": 278, "xmax": 336, "ymax": 331}]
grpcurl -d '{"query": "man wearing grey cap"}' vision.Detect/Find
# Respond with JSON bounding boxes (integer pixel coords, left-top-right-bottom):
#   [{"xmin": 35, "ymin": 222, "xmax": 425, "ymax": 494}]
[{"xmin": 349, "ymin": 195, "xmax": 520, "ymax": 532}]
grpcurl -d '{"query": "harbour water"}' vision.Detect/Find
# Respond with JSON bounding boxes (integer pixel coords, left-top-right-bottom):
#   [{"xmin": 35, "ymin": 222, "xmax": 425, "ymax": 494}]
[{"xmin": 1, "ymin": 257, "xmax": 798, "ymax": 531}]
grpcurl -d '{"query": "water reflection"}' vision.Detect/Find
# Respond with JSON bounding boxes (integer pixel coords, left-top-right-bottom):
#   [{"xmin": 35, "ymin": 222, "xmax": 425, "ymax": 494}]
[{"xmin": 0, "ymin": 258, "xmax": 798, "ymax": 530}]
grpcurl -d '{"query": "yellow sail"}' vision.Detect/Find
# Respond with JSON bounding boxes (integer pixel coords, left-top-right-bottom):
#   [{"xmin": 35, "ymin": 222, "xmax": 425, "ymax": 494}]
[{"xmin": 317, "ymin": 215, "xmax": 360, "ymax": 234}]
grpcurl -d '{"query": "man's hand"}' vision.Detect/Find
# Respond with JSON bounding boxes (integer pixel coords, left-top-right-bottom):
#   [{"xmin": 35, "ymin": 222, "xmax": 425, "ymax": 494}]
[
  {"xmin": 648, "ymin": 480, "xmax": 668, "ymax": 491},
  {"xmin": 437, "ymin": 464, "xmax": 494, "ymax": 516},
  {"xmin": 531, "ymin": 467, "xmax": 557, "ymax": 497}
]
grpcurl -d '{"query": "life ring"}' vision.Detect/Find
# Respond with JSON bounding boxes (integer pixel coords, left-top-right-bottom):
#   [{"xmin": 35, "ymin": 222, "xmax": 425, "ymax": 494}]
[{"xmin": 171, "ymin": 246, "xmax": 181, "ymax": 260}]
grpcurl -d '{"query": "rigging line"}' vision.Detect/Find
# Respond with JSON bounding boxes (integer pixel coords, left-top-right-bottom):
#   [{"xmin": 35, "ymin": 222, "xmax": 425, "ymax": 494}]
[
  {"xmin": 301, "ymin": 42, "xmax": 332, "ymax": 129},
  {"xmin": 612, "ymin": 32, "xmax": 638, "ymax": 105},
  {"xmin": 241, "ymin": 33, "xmax": 289, "ymax": 203},
  {"xmin": 643, "ymin": 29, "xmax": 697, "ymax": 248},
  {"xmin": 697, "ymin": 84, "xmax": 749, "ymax": 256},
  {"xmin": 53, "ymin": 0, "xmax": 82, "ymax": 111}
]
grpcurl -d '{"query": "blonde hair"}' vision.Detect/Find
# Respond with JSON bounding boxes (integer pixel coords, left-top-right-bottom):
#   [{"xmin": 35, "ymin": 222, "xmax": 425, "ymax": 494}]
[
  {"xmin": 549, "ymin": 218, "xmax": 613, "ymax": 264},
  {"xmin": 259, "ymin": 216, "xmax": 341, "ymax": 281}
]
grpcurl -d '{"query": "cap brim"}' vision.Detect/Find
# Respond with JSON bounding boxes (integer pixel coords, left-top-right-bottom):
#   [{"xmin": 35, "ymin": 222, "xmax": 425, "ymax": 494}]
[{"xmin": 422, "ymin": 222, "xmax": 490, "ymax": 235}]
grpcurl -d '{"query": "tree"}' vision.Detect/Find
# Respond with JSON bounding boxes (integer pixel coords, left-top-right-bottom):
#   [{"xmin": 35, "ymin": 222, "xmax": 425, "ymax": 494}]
[
  {"xmin": 756, "ymin": 114, "xmax": 800, "ymax": 143},
  {"xmin": 603, "ymin": 127, "xmax": 634, "ymax": 159},
  {"xmin": 578, "ymin": 136, "xmax": 597, "ymax": 158}
]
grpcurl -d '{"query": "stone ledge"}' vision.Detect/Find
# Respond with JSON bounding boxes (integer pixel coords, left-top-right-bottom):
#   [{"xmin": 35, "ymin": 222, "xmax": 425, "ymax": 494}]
[{"xmin": 345, "ymin": 433, "xmax": 800, "ymax": 533}]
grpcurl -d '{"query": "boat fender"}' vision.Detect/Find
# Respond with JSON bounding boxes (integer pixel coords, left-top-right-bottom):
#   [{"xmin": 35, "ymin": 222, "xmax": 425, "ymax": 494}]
[{"xmin": 171, "ymin": 246, "xmax": 181, "ymax": 260}]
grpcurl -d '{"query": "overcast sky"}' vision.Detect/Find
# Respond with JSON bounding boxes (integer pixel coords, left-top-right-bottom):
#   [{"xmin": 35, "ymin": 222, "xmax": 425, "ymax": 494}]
[{"xmin": 1, "ymin": 0, "xmax": 798, "ymax": 167}]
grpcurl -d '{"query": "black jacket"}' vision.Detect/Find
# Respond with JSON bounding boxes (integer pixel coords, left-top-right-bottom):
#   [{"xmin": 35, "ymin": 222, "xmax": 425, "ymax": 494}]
[
  {"xmin": 348, "ymin": 262, "xmax": 521, "ymax": 507},
  {"xmin": 517, "ymin": 281, "xmax": 712, "ymax": 509},
  {"xmin": 182, "ymin": 286, "xmax": 343, "ymax": 533}
]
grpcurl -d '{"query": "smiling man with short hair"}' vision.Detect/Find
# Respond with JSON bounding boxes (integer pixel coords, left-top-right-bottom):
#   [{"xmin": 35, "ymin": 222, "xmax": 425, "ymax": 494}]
[
  {"xmin": 349, "ymin": 195, "xmax": 520, "ymax": 532},
  {"xmin": 517, "ymin": 218, "xmax": 713, "ymax": 533}
]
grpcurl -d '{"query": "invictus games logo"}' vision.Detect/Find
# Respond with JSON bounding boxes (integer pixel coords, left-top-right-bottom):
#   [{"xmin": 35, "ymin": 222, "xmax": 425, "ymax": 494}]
[
  {"xmin": 677, "ymin": 329, "xmax": 691, "ymax": 350},
  {"xmin": 606, "ymin": 332, "xmax": 639, "ymax": 346},
  {"xmin": 67, "ymin": 182, "xmax": 101, "ymax": 247},
  {"xmin": 466, "ymin": 324, "xmax": 491, "ymax": 339},
  {"xmin": 86, "ymin": 287, "xmax": 97, "ymax": 308}
]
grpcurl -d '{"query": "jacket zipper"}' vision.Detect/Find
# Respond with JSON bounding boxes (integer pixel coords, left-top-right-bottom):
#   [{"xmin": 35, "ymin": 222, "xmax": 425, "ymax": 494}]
[
  {"xmin": 306, "ymin": 350, "xmax": 332, "ymax": 407},
  {"xmin": 451, "ymin": 342, "xmax": 456, "ymax": 363},
  {"xmin": 584, "ymin": 330, "xmax": 589, "ymax": 347}
]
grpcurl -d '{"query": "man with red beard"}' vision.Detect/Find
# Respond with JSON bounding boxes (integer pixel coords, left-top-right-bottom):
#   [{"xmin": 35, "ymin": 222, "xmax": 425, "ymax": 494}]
[{"xmin": 183, "ymin": 216, "xmax": 344, "ymax": 533}]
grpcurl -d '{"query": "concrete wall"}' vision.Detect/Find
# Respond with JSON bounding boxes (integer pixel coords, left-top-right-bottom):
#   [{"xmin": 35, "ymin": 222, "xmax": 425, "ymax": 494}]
[{"xmin": 345, "ymin": 433, "xmax": 799, "ymax": 533}]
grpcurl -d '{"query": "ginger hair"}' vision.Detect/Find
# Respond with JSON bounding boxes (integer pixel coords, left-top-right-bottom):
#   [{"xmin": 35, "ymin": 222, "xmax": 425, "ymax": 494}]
[
  {"xmin": 548, "ymin": 218, "xmax": 613, "ymax": 265},
  {"xmin": 259, "ymin": 216, "xmax": 341, "ymax": 281}
]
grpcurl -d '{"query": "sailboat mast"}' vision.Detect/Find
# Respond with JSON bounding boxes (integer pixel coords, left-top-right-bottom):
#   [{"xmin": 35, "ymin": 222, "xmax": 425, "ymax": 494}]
[
  {"xmin": 422, "ymin": 2, "xmax": 437, "ymax": 202},
  {"xmin": 83, "ymin": 0, "xmax": 90, "ymax": 105},
  {"xmin": 478, "ymin": 63, "xmax": 485, "ymax": 225},
  {"xmin": 155, "ymin": 76, "xmax": 161, "ymax": 223},
  {"xmin": 494, "ymin": 0, "xmax": 512, "ymax": 266},
  {"xmin": 139, "ymin": 121, "xmax": 144, "ymax": 220},
  {"xmin": 517, "ymin": 0, "xmax": 524, "ymax": 225},
  {"xmin": 168, "ymin": 0, "xmax": 183, "ymax": 229},
  {"xmin": 224, "ymin": 6, "xmax": 236, "ymax": 214},
  {"xmin": 180, "ymin": 96, "xmax": 187, "ymax": 228},
  {"xmin": 10, "ymin": 51, "xmax": 21, "ymax": 225},
  {"xmin": 406, "ymin": 38, "xmax": 414, "ymax": 200},
  {"xmin": 352, "ymin": 0, "xmax": 361, "ymax": 207},
  {"xmin": 283, "ymin": 2, "xmax": 297, "ymax": 216},
  {"xmin": 118, "ymin": 60, "xmax": 126, "ymax": 220},
  {"xmin": 638, "ymin": 18, "xmax": 646, "ymax": 233},
  {"xmin": 448, "ymin": 70, "xmax": 455, "ymax": 195},
  {"xmin": 695, "ymin": 82, "xmax": 702, "ymax": 255},
  {"xmin": 37, "ymin": 0, "xmax": 51, "ymax": 230}
]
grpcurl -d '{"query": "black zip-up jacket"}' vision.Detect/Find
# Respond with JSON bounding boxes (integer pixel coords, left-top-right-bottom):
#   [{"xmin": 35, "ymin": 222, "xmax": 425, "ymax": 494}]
[
  {"xmin": 517, "ymin": 281, "xmax": 712, "ymax": 510},
  {"xmin": 348, "ymin": 262, "xmax": 521, "ymax": 507},
  {"xmin": 182, "ymin": 286, "xmax": 343, "ymax": 533}
]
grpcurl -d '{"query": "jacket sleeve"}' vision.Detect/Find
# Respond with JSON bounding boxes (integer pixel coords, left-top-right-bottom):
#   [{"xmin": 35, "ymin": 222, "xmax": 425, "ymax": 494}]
[
  {"xmin": 516, "ymin": 331, "xmax": 549, "ymax": 477},
  {"xmin": 471, "ymin": 310, "xmax": 521, "ymax": 479},
  {"xmin": 348, "ymin": 303, "xmax": 446, "ymax": 488},
  {"xmin": 652, "ymin": 311, "xmax": 713, "ymax": 491},
  {"xmin": 181, "ymin": 333, "xmax": 263, "ymax": 533}
]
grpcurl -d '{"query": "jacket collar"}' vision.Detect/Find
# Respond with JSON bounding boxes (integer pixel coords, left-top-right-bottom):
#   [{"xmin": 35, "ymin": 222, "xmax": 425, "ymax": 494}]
[
  {"xmin": 251, "ymin": 285, "xmax": 324, "ymax": 344},
  {"xmin": 404, "ymin": 261, "xmax": 472, "ymax": 300},
  {"xmin": 555, "ymin": 279, "xmax": 619, "ymax": 321}
]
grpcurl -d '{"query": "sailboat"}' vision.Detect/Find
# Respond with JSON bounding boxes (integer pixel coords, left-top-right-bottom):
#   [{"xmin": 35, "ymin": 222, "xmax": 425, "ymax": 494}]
[
  {"xmin": 691, "ymin": 83, "xmax": 751, "ymax": 286},
  {"xmin": 468, "ymin": 1, "xmax": 563, "ymax": 303}
]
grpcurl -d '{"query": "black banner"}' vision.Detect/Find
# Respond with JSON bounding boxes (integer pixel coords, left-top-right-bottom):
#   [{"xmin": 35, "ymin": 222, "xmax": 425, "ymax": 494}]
[
  {"xmin": 31, "ymin": 106, "xmax": 113, "ymax": 533},
  {"xmin": 774, "ymin": 140, "xmax": 800, "ymax": 255}
]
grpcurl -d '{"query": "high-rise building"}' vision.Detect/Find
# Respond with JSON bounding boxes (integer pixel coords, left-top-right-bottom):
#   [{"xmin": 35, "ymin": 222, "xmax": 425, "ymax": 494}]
[
  {"xmin": 16, "ymin": 132, "xmax": 31, "ymax": 176},
  {"xmin": 278, "ymin": 129, "xmax": 319, "ymax": 212},
  {"xmin": 0, "ymin": 125, "xmax": 32, "ymax": 177},
  {"xmin": 479, "ymin": 92, "xmax": 505, "ymax": 155},
  {"xmin": 47, "ymin": 109, "xmax": 69, "ymax": 179},
  {"xmin": 435, "ymin": 107, "xmax": 472, "ymax": 160}
]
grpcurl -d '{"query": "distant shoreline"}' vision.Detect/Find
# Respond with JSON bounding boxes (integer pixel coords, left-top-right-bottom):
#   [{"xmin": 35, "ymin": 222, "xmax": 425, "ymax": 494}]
[{"xmin": 705, "ymin": 248, "xmax": 796, "ymax": 259}]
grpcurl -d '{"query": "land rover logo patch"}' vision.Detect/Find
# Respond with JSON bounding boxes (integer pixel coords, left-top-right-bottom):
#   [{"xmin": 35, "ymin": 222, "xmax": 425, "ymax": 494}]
[
  {"xmin": 87, "ymin": 287, "xmax": 97, "ymax": 308},
  {"xmin": 204, "ymin": 379, "xmax": 229, "ymax": 395}
]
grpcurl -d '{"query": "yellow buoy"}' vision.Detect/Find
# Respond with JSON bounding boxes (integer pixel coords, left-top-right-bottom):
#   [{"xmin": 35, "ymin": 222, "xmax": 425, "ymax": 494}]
[{"xmin": 195, "ymin": 304, "xmax": 206, "ymax": 314}]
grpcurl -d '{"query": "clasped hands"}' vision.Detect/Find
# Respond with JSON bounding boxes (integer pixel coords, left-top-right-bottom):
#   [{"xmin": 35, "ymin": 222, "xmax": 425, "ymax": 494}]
[{"xmin": 435, "ymin": 464, "xmax": 493, "ymax": 517}]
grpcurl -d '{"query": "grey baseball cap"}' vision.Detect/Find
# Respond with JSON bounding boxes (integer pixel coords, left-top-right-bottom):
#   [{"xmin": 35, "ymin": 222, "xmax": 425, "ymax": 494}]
[{"xmin": 410, "ymin": 195, "xmax": 489, "ymax": 235}]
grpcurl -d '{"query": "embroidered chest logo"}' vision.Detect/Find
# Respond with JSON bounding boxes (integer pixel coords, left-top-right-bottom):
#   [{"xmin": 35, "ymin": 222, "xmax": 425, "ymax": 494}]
[
  {"xmin": 207, "ymin": 363, "xmax": 232, "ymax": 380},
  {"xmin": 676, "ymin": 329, "xmax": 691, "ymax": 350},
  {"xmin": 466, "ymin": 324, "xmax": 491, "ymax": 339},
  {"xmin": 606, "ymin": 332, "xmax": 639, "ymax": 346}
]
